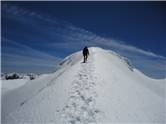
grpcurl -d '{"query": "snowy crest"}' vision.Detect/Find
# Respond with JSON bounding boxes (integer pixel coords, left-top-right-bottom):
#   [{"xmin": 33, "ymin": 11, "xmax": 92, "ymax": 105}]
[{"xmin": 2, "ymin": 47, "xmax": 165, "ymax": 124}]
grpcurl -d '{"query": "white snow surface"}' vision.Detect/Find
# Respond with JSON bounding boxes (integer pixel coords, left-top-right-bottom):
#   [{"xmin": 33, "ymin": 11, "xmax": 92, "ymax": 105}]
[
  {"xmin": 2, "ymin": 47, "xmax": 165, "ymax": 124},
  {"xmin": 1, "ymin": 79, "xmax": 29, "ymax": 96}
]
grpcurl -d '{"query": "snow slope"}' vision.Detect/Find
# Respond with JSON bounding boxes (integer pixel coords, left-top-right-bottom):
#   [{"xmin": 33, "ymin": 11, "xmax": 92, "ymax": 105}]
[
  {"xmin": 1, "ymin": 79, "xmax": 29, "ymax": 96},
  {"xmin": 2, "ymin": 47, "xmax": 165, "ymax": 124}
]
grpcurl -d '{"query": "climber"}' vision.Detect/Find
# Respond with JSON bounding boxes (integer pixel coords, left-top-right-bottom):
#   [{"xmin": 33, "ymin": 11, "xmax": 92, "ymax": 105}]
[{"xmin": 82, "ymin": 46, "xmax": 89, "ymax": 63}]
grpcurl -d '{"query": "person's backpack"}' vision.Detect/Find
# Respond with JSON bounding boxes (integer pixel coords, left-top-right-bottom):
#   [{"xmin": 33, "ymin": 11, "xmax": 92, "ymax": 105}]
[{"xmin": 83, "ymin": 46, "xmax": 89, "ymax": 55}]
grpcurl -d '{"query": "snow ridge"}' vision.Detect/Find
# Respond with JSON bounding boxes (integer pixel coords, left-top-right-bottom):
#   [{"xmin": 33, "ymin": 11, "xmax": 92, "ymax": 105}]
[
  {"xmin": 2, "ymin": 47, "xmax": 164, "ymax": 123},
  {"xmin": 61, "ymin": 52, "xmax": 100, "ymax": 124}
]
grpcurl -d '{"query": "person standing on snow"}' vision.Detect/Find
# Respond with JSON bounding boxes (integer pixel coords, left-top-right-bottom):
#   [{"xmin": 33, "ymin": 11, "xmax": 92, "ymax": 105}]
[{"xmin": 83, "ymin": 46, "xmax": 89, "ymax": 63}]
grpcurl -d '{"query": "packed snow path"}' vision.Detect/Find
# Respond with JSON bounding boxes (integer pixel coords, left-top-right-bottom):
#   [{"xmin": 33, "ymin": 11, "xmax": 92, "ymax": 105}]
[{"xmin": 61, "ymin": 52, "xmax": 100, "ymax": 124}]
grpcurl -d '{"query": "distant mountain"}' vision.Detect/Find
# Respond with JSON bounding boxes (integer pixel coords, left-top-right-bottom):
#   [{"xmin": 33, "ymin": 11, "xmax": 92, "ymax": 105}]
[{"xmin": 1, "ymin": 73, "xmax": 39, "ymax": 80}]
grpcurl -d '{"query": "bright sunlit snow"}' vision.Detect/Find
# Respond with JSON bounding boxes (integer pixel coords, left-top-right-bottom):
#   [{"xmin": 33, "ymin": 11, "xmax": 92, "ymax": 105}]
[{"xmin": 2, "ymin": 47, "xmax": 165, "ymax": 124}]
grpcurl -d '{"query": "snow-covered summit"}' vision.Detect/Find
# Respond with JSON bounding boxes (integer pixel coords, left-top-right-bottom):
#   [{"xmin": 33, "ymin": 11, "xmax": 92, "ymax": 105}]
[{"xmin": 2, "ymin": 47, "xmax": 165, "ymax": 124}]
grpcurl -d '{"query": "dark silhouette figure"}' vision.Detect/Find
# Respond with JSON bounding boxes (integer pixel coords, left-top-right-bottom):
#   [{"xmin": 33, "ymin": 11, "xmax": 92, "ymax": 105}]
[{"xmin": 83, "ymin": 46, "xmax": 89, "ymax": 63}]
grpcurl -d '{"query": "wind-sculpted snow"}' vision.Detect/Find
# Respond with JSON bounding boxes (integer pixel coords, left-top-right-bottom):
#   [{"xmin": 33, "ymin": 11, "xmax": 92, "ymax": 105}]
[
  {"xmin": 107, "ymin": 49, "xmax": 134, "ymax": 71},
  {"xmin": 2, "ymin": 47, "xmax": 165, "ymax": 124},
  {"xmin": 59, "ymin": 51, "xmax": 82, "ymax": 67}
]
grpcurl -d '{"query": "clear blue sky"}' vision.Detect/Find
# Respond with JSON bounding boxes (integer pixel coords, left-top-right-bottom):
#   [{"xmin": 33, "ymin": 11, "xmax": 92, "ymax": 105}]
[{"xmin": 1, "ymin": 1, "xmax": 166, "ymax": 78}]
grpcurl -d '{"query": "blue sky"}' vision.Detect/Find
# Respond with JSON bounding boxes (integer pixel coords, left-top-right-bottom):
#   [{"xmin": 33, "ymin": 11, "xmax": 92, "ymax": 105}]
[{"xmin": 1, "ymin": 1, "xmax": 166, "ymax": 78}]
